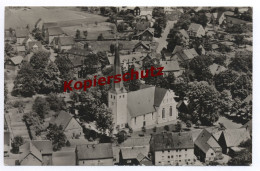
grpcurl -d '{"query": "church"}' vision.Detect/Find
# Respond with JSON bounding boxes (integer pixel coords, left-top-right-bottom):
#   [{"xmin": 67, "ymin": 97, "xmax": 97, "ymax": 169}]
[{"xmin": 108, "ymin": 44, "xmax": 179, "ymax": 131}]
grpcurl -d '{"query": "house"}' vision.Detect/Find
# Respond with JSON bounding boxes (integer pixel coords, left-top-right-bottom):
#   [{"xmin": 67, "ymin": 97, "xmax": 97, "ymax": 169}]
[
  {"xmin": 66, "ymin": 138, "xmax": 93, "ymax": 148},
  {"xmin": 4, "ymin": 131, "xmax": 11, "ymax": 157},
  {"xmin": 133, "ymin": 41, "xmax": 151, "ymax": 53},
  {"xmin": 140, "ymin": 7, "xmax": 153, "ymax": 16},
  {"xmin": 16, "ymin": 29, "xmax": 29, "ymax": 44},
  {"xmin": 20, "ymin": 140, "xmax": 53, "ymax": 165},
  {"xmin": 208, "ymin": 63, "xmax": 227, "ymax": 76},
  {"xmin": 211, "ymin": 12, "xmax": 226, "ymax": 25},
  {"xmin": 150, "ymin": 132, "xmax": 195, "ymax": 166},
  {"xmin": 53, "ymin": 36, "xmax": 75, "ymax": 52},
  {"xmin": 178, "ymin": 29, "xmax": 189, "ymax": 45},
  {"xmin": 172, "ymin": 48, "xmax": 199, "ymax": 62},
  {"xmin": 109, "ymin": 46, "xmax": 179, "ymax": 131},
  {"xmin": 133, "ymin": 28, "xmax": 154, "ymax": 41},
  {"xmin": 5, "ymin": 29, "xmax": 16, "ymax": 42},
  {"xmin": 194, "ymin": 129, "xmax": 222, "ymax": 163},
  {"xmin": 45, "ymin": 27, "xmax": 65, "ymax": 44},
  {"xmin": 5, "ymin": 56, "xmax": 24, "ymax": 71},
  {"xmin": 241, "ymin": 119, "xmax": 252, "ymax": 136},
  {"xmin": 22, "ymin": 36, "xmax": 33, "ymax": 47},
  {"xmin": 217, "ymin": 128, "xmax": 251, "ymax": 154},
  {"xmin": 77, "ymin": 143, "xmax": 114, "ymax": 166},
  {"xmin": 136, "ymin": 21, "xmax": 150, "ymax": 32},
  {"xmin": 19, "ymin": 142, "xmax": 42, "ymax": 165},
  {"xmin": 188, "ymin": 23, "xmax": 205, "ymax": 37},
  {"xmin": 28, "ymin": 41, "xmax": 42, "ymax": 52},
  {"xmin": 159, "ymin": 60, "xmax": 181, "ymax": 77},
  {"xmin": 50, "ymin": 111, "xmax": 83, "ymax": 139},
  {"xmin": 15, "ymin": 45, "xmax": 26, "ymax": 56},
  {"xmin": 52, "ymin": 147, "xmax": 76, "ymax": 166},
  {"xmin": 42, "ymin": 22, "xmax": 58, "ymax": 36},
  {"xmin": 119, "ymin": 147, "xmax": 152, "ymax": 165}
]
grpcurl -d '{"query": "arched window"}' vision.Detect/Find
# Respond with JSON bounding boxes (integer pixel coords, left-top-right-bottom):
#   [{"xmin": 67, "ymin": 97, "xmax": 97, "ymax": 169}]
[
  {"xmin": 170, "ymin": 106, "xmax": 172, "ymax": 116},
  {"xmin": 162, "ymin": 108, "xmax": 165, "ymax": 118}
]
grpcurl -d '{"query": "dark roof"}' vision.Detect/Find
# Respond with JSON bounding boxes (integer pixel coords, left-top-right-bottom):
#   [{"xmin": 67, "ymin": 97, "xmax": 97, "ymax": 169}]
[
  {"xmin": 134, "ymin": 41, "xmax": 150, "ymax": 50},
  {"xmin": 52, "ymin": 111, "xmax": 73, "ymax": 130},
  {"xmin": 151, "ymin": 132, "xmax": 194, "ymax": 151},
  {"xmin": 136, "ymin": 28, "xmax": 154, "ymax": 37},
  {"xmin": 136, "ymin": 21, "xmax": 150, "ymax": 31},
  {"xmin": 47, "ymin": 27, "xmax": 64, "ymax": 36},
  {"xmin": 19, "ymin": 142, "xmax": 42, "ymax": 163},
  {"xmin": 194, "ymin": 129, "xmax": 220, "ymax": 154},
  {"xmin": 77, "ymin": 143, "xmax": 113, "ymax": 160},
  {"xmin": 120, "ymin": 147, "xmax": 148, "ymax": 160},
  {"xmin": 31, "ymin": 140, "xmax": 53, "ymax": 154},
  {"xmin": 16, "ymin": 29, "xmax": 29, "ymax": 38},
  {"xmin": 221, "ymin": 128, "xmax": 251, "ymax": 147},
  {"xmin": 52, "ymin": 147, "xmax": 76, "ymax": 165},
  {"xmin": 58, "ymin": 36, "xmax": 75, "ymax": 46},
  {"xmin": 28, "ymin": 41, "xmax": 42, "ymax": 50},
  {"xmin": 179, "ymin": 29, "xmax": 189, "ymax": 39}
]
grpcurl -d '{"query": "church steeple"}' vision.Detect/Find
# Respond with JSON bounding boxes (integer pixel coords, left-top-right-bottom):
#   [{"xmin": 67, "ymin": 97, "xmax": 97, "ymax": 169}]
[{"xmin": 112, "ymin": 42, "xmax": 126, "ymax": 93}]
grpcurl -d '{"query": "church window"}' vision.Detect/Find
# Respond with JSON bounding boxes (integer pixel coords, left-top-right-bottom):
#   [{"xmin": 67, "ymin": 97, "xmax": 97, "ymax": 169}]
[
  {"xmin": 143, "ymin": 121, "xmax": 146, "ymax": 126},
  {"xmin": 170, "ymin": 106, "xmax": 172, "ymax": 116},
  {"xmin": 111, "ymin": 95, "xmax": 112, "ymax": 99},
  {"xmin": 123, "ymin": 95, "xmax": 125, "ymax": 98},
  {"xmin": 162, "ymin": 108, "xmax": 165, "ymax": 118},
  {"xmin": 119, "ymin": 95, "xmax": 121, "ymax": 99},
  {"xmin": 143, "ymin": 115, "xmax": 145, "ymax": 120},
  {"xmin": 114, "ymin": 96, "xmax": 115, "ymax": 99},
  {"xmin": 135, "ymin": 117, "xmax": 136, "ymax": 124}
]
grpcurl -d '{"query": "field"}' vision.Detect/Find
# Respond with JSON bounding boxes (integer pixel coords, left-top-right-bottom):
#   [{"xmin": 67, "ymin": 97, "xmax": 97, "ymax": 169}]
[{"xmin": 5, "ymin": 7, "xmax": 108, "ymax": 30}]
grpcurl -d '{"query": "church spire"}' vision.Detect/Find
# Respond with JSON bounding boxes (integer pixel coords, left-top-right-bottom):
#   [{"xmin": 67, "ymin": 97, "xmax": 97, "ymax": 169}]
[{"xmin": 112, "ymin": 42, "xmax": 126, "ymax": 93}]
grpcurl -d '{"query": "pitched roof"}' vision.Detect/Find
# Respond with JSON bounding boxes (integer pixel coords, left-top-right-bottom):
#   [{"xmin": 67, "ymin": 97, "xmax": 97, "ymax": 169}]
[
  {"xmin": 22, "ymin": 36, "xmax": 33, "ymax": 44},
  {"xmin": 172, "ymin": 45, "xmax": 184, "ymax": 55},
  {"xmin": 67, "ymin": 48, "xmax": 92, "ymax": 56},
  {"xmin": 16, "ymin": 29, "xmax": 29, "ymax": 38},
  {"xmin": 67, "ymin": 138, "xmax": 93, "ymax": 147},
  {"xmin": 188, "ymin": 23, "xmax": 203, "ymax": 33},
  {"xmin": 136, "ymin": 28, "xmax": 154, "ymax": 37},
  {"xmin": 16, "ymin": 46, "xmax": 26, "ymax": 52},
  {"xmin": 52, "ymin": 111, "xmax": 73, "ymax": 130},
  {"xmin": 120, "ymin": 136, "xmax": 151, "ymax": 147},
  {"xmin": 151, "ymin": 132, "xmax": 194, "ymax": 151},
  {"xmin": 52, "ymin": 147, "xmax": 76, "ymax": 165},
  {"xmin": 194, "ymin": 129, "xmax": 220, "ymax": 154},
  {"xmin": 31, "ymin": 140, "xmax": 53, "ymax": 154},
  {"xmin": 209, "ymin": 63, "xmax": 227, "ymax": 75},
  {"xmin": 47, "ymin": 27, "xmax": 64, "ymax": 36},
  {"xmin": 136, "ymin": 21, "xmax": 150, "ymax": 31},
  {"xmin": 120, "ymin": 146, "xmax": 148, "ymax": 160},
  {"xmin": 28, "ymin": 41, "xmax": 42, "ymax": 50},
  {"xmin": 176, "ymin": 48, "xmax": 198, "ymax": 61},
  {"xmin": 9, "ymin": 56, "xmax": 23, "ymax": 65},
  {"xmin": 160, "ymin": 60, "xmax": 180, "ymax": 72},
  {"xmin": 222, "ymin": 128, "xmax": 250, "ymax": 147},
  {"xmin": 241, "ymin": 120, "xmax": 252, "ymax": 135},
  {"xmin": 127, "ymin": 86, "xmax": 173, "ymax": 117},
  {"xmin": 179, "ymin": 29, "xmax": 189, "ymax": 39},
  {"xmin": 77, "ymin": 143, "xmax": 113, "ymax": 160},
  {"xmin": 19, "ymin": 142, "xmax": 42, "ymax": 163},
  {"xmin": 134, "ymin": 41, "xmax": 150, "ymax": 50},
  {"xmin": 58, "ymin": 36, "xmax": 75, "ymax": 46},
  {"xmin": 43, "ymin": 22, "xmax": 58, "ymax": 29}
]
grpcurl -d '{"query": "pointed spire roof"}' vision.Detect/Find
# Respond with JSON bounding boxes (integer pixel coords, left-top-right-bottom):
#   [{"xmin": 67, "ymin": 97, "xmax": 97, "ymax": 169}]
[{"xmin": 111, "ymin": 42, "xmax": 126, "ymax": 93}]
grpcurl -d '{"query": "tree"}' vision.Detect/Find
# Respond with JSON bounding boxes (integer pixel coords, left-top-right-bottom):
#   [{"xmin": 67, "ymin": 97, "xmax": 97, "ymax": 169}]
[
  {"xmin": 175, "ymin": 121, "xmax": 182, "ymax": 132},
  {"xmin": 231, "ymin": 74, "xmax": 252, "ymax": 100},
  {"xmin": 214, "ymin": 69, "xmax": 240, "ymax": 92},
  {"xmin": 196, "ymin": 120, "xmax": 201, "ymax": 128},
  {"xmin": 164, "ymin": 125, "xmax": 170, "ymax": 131},
  {"xmin": 234, "ymin": 35, "xmax": 244, "ymax": 47},
  {"xmin": 228, "ymin": 51, "xmax": 252, "ymax": 73},
  {"xmin": 97, "ymin": 33, "xmax": 104, "ymax": 41},
  {"xmin": 4, "ymin": 83, "xmax": 8, "ymax": 104},
  {"xmin": 186, "ymin": 120, "xmax": 192, "ymax": 129},
  {"xmin": 96, "ymin": 104, "xmax": 113, "ymax": 134},
  {"xmin": 32, "ymin": 97, "xmax": 50, "ymax": 119},
  {"xmin": 55, "ymin": 54, "xmax": 74, "ymax": 81},
  {"xmin": 23, "ymin": 112, "xmax": 44, "ymax": 136},
  {"xmin": 83, "ymin": 30, "xmax": 88, "ymax": 39},
  {"xmin": 46, "ymin": 93, "xmax": 66, "ymax": 112},
  {"xmin": 191, "ymin": 13, "xmax": 208, "ymax": 27},
  {"xmin": 75, "ymin": 29, "xmax": 81, "ymax": 39},
  {"xmin": 219, "ymin": 90, "xmax": 233, "ymax": 115},
  {"xmin": 46, "ymin": 124, "xmax": 66, "ymax": 151},
  {"xmin": 12, "ymin": 62, "xmax": 39, "ymax": 97},
  {"xmin": 117, "ymin": 130, "xmax": 127, "ymax": 144},
  {"xmin": 30, "ymin": 51, "xmax": 50, "ymax": 70},
  {"xmin": 11, "ymin": 136, "xmax": 24, "ymax": 154},
  {"xmin": 110, "ymin": 43, "xmax": 115, "ymax": 55},
  {"xmin": 187, "ymin": 81, "xmax": 220, "ymax": 125}
]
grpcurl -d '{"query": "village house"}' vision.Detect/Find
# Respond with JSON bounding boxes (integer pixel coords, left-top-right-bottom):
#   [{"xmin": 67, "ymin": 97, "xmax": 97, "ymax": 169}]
[
  {"xmin": 4, "ymin": 56, "xmax": 24, "ymax": 71},
  {"xmin": 5, "ymin": 29, "xmax": 16, "ymax": 42},
  {"xmin": 135, "ymin": 20, "xmax": 150, "ymax": 32},
  {"xmin": 133, "ymin": 28, "xmax": 154, "ymax": 41},
  {"xmin": 178, "ymin": 29, "xmax": 190, "ymax": 45},
  {"xmin": 15, "ymin": 29, "xmax": 29, "ymax": 44},
  {"xmin": 150, "ymin": 132, "xmax": 195, "ymax": 166},
  {"xmin": 77, "ymin": 143, "xmax": 114, "ymax": 166},
  {"xmin": 188, "ymin": 23, "xmax": 205, "ymax": 37},
  {"xmin": 42, "ymin": 22, "xmax": 58, "ymax": 36},
  {"xmin": 15, "ymin": 45, "xmax": 26, "ymax": 56},
  {"xmin": 22, "ymin": 36, "xmax": 33, "ymax": 47},
  {"xmin": 172, "ymin": 48, "xmax": 199, "ymax": 62},
  {"xmin": 211, "ymin": 12, "xmax": 226, "ymax": 25},
  {"xmin": 45, "ymin": 27, "xmax": 65, "ymax": 44},
  {"xmin": 20, "ymin": 140, "xmax": 53, "ymax": 165},
  {"xmin": 119, "ymin": 147, "xmax": 152, "ymax": 165},
  {"xmin": 28, "ymin": 41, "xmax": 42, "ymax": 52},
  {"xmin": 217, "ymin": 128, "xmax": 251, "ymax": 154},
  {"xmin": 18, "ymin": 142, "xmax": 42, "ymax": 166},
  {"xmin": 52, "ymin": 36, "xmax": 75, "ymax": 52},
  {"xmin": 208, "ymin": 63, "xmax": 227, "ymax": 76},
  {"xmin": 133, "ymin": 41, "xmax": 151, "ymax": 54},
  {"xmin": 194, "ymin": 129, "xmax": 222, "ymax": 163},
  {"xmin": 159, "ymin": 60, "xmax": 181, "ymax": 77},
  {"xmin": 50, "ymin": 111, "xmax": 83, "ymax": 139},
  {"xmin": 109, "ymin": 45, "xmax": 179, "ymax": 131}
]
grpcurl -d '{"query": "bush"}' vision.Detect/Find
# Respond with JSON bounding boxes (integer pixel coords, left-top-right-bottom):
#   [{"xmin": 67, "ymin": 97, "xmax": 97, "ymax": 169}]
[
  {"xmin": 164, "ymin": 125, "xmax": 170, "ymax": 131},
  {"xmin": 153, "ymin": 126, "xmax": 157, "ymax": 133},
  {"xmin": 13, "ymin": 100, "xmax": 24, "ymax": 108}
]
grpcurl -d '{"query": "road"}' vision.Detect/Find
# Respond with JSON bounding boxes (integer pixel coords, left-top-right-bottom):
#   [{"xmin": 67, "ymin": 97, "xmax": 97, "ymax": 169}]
[{"xmin": 155, "ymin": 20, "xmax": 177, "ymax": 53}]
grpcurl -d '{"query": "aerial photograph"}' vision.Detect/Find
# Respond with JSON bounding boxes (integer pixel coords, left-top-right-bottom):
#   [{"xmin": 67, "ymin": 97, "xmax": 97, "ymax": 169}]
[{"xmin": 4, "ymin": 6, "xmax": 252, "ymax": 166}]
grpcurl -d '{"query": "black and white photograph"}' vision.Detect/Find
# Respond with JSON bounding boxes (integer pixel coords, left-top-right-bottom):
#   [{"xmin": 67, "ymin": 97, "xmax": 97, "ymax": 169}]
[{"xmin": 3, "ymin": 5, "xmax": 253, "ymax": 166}]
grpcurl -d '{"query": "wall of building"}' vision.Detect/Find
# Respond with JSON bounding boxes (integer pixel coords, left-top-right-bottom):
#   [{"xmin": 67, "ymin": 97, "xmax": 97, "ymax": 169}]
[
  {"xmin": 17, "ymin": 37, "xmax": 26, "ymax": 45},
  {"xmin": 64, "ymin": 118, "xmax": 83, "ymax": 139},
  {"xmin": 130, "ymin": 112, "xmax": 157, "ymax": 130},
  {"xmin": 20, "ymin": 154, "xmax": 42, "ymax": 166},
  {"xmin": 78, "ymin": 158, "xmax": 113, "ymax": 166},
  {"xmin": 154, "ymin": 148, "xmax": 194, "ymax": 166}
]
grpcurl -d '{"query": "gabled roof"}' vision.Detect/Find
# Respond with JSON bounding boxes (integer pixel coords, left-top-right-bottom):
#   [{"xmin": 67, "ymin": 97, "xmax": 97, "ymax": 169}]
[
  {"xmin": 28, "ymin": 41, "xmax": 42, "ymax": 50},
  {"xmin": 151, "ymin": 132, "xmax": 194, "ymax": 151},
  {"xmin": 136, "ymin": 21, "xmax": 150, "ymax": 31},
  {"xmin": 172, "ymin": 45, "xmax": 184, "ymax": 55},
  {"xmin": 22, "ymin": 36, "xmax": 33, "ymax": 44},
  {"xmin": 209, "ymin": 63, "xmax": 227, "ymax": 75},
  {"xmin": 120, "ymin": 146, "xmax": 148, "ymax": 160},
  {"xmin": 188, "ymin": 23, "xmax": 203, "ymax": 33},
  {"xmin": 67, "ymin": 48, "xmax": 92, "ymax": 56},
  {"xmin": 77, "ymin": 143, "xmax": 113, "ymax": 160},
  {"xmin": 19, "ymin": 142, "xmax": 42, "ymax": 163},
  {"xmin": 222, "ymin": 128, "xmax": 250, "ymax": 147},
  {"xmin": 134, "ymin": 41, "xmax": 150, "ymax": 50},
  {"xmin": 47, "ymin": 27, "xmax": 64, "ymax": 36},
  {"xmin": 31, "ymin": 140, "xmax": 53, "ymax": 154},
  {"xmin": 195, "ymin": 129, "xmax": 220, "ymax": 154},
  {"xmin": 52, "ymin": 111, "xmax": 73, "ymax": 131},
  {"xmin": 16, "ymin": 29, "xmax": 29, "ymax": 38},
  {"xmin": 58, "ymin": 36, "xmax": 75, "ymax": 46},
  {"xmin": 179, "ymin": 29, "xmax": 189, "ymax": 39},
  {"xmin": 241, "ymin": 120, "xmax": 252, "ymax": 135},
  {"xmin": 243, "ymin": 94, "xmax": 252, "ymax": 104},
  {"xmin": 120, "ymin": 136, "xmax": 151, "ymax": 147},
  {"xmin": 9, "ymin": 56, "xmax": 23, "ymax": 65},
  {"xmin": 136, "ymin": 28, "xmax": 154, "ymax": 37},
  {"xmin": 52, "ymin": 147, "xmax": 76, "ymax": 165},
  {"xmin": 16, "ymin": 46, "xmax": 26, "ymax": 52},
  {"xmin": 176, "ymin": 48, "xmax": 198, "ymax": 61},
  {"xmin": 160, "ymin": 60, "xmax": 180, "ymax": 72}
]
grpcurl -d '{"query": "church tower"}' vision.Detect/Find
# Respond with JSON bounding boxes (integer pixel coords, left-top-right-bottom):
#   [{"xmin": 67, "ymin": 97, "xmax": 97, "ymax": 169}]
[{"xmin": 108, "ymin": 43, "xmax": 128, "ymax": 130}]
